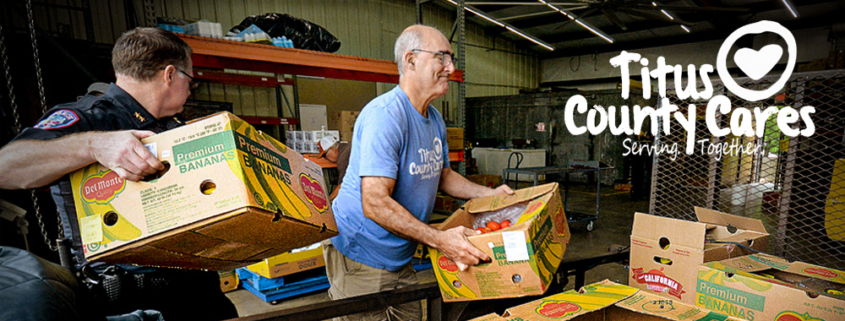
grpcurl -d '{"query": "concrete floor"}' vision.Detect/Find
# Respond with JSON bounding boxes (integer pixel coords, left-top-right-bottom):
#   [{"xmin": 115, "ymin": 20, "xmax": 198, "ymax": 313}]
[{"xmin": 226, "ymin": 185, "xmax": 649, "ymax": 319}]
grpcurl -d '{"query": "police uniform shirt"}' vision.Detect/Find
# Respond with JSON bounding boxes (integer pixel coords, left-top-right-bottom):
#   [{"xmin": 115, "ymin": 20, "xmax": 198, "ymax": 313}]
[{"xmin": 11, "ymin": 83, "xmax": 182, "ymax": 266}]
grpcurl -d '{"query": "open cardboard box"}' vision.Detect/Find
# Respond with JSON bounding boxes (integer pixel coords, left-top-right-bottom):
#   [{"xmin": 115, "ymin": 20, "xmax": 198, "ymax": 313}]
[
  {"xmin": 697, "ymin": 253, "xmax": 845, "ymax": 321},
  {"xmin": 630, "ymin": 207, "xmax": 769, "ymax": 304},
  {"xmin": 429, "ymin": 183, "xmax": 570, "ymax": 302},
  {"xmin": 245, "ymin": 242, "xmax": 323, "ymax": 279},
  {"xmin": 69, "ymin": 112, "xmax": 337, "ymax": 271},
  {"xmin": 469, "ymin": 280, "xmax": 745, "ymax": 321}
]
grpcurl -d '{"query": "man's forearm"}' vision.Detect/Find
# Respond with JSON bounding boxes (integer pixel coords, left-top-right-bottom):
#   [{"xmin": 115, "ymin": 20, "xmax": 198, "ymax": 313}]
[
  {"xmin": 0, "ymin": 134, "xmax": 96, "ymax": 189},
  {"xmin": 438, "ymin": 168, "xmax": 494, "ymax": 200},
  {"xmin": 363, "ymin": 194, "xmax": 441, "ymax": 248}
]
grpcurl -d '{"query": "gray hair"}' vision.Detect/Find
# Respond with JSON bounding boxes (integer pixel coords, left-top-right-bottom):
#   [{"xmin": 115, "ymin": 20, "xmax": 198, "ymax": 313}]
[{"xmin": 394, "ymin": 25, "xmax": 427, "ymax": 76}]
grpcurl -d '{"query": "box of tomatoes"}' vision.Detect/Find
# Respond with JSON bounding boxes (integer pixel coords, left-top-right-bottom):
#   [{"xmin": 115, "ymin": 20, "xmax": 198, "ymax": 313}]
[{"xmin": 429, "ymin": 182, "xmax": 570, "ymax": 302}]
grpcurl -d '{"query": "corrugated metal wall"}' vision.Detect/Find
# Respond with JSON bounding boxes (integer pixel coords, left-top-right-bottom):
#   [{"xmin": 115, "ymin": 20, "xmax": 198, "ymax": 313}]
[{"xmin": 1, "ymin": 0, "xmax": 538, "ymax": 120}]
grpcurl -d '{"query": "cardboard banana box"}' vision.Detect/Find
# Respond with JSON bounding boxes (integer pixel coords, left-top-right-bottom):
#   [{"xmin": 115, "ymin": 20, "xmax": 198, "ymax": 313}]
[
  {"xmin": 696, "ymin": 253, "xmax": 845, "ymax": 321},
  {"xmin": 429, "ymin": 183, "xmax": 570, "ymax": 302},
  {"xmin": 70, "ymin": 112, "xmax": 337, "ymax": 271},
  {"xmin": 630, "ymin": 208, "xmax": 769, "ymax": 304},
  {"xmin": 469, "ymin": 280, "xmax": 746, "ymax": 321}
]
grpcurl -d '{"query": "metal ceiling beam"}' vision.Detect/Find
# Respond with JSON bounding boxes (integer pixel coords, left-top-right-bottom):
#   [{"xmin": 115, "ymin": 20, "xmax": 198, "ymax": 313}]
[
  {"xmin": 539, "ymin": 9, "xmax": 841, "ymax": 58},
  {"xmin": 498, "ymin": 10, "xmax": 558, "ymax": 21}
]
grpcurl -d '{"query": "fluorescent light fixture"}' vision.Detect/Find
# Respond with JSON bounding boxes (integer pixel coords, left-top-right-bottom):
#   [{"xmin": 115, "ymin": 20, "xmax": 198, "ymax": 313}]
[
  {"xmin": 539, "ymin": 0, "xmax": 613, "ymax": 43},
  {"xmin": 447, "ymin": 0, "xmax": 554, "ymax": 50},
  {"xmin": 465, "ymin": 7, "xmax": 504, "ymax": 27},
  {"xmin": 574, "ymin": 20, "xmax": 614, "ymax": 43},
  {"xmin": 660, "ymin": 9, "xmax": 674, "ymax": 20},
  {"xmin": 780, "ymin": 0, "xmax": 799, "ymax": 18},
  {"xmin": 506, "ymin": 26, "xmax": 554, "ymax": 50},
  {"xmin": 680, "ymin": 25, "xmax": 690, "ymax": 33}
]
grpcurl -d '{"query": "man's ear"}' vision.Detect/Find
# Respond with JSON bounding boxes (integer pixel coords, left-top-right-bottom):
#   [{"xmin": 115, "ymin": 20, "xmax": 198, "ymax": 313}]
[
  {"xmin": 404, "ymin": 51, "xmax": 416, "ymax": 70},
  {"xmin": 162, "ymin": 65, "xmax": 176, "ymax": 86}
]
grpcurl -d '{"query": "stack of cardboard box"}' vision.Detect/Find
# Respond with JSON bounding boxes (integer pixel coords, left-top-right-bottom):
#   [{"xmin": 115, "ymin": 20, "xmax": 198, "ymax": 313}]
[{"xmin": 336, "ymin": 110, "xmax": 360, "ymax": 142}]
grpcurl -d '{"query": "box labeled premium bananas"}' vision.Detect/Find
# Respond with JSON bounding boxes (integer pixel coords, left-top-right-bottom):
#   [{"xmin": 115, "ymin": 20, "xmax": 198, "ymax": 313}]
[
  {"xmin": 429, "ymin": 183, "xmax": 570, "ymax": 302},
  {"xmin": 70, "ymin": 112, "xmax": 337, "ymax": 271},
  {"xmin": 696, "ymin": 253, "xmax": 845, "ymax": 321}
]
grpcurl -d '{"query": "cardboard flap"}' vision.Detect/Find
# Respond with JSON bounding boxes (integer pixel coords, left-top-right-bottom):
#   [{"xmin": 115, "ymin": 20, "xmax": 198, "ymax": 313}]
[
  {"xmin": 502, "ymin": 280, "xmax": 637, "ymax": 320},
  {"xmin": 464, "ymin": 183, "xmax": 558, "ymax": 214},
  {"xmin": 632, "ymin": 213, "xmax": 706, "ymax": 250},
  {"xmin": 614, "ymin": 289, "xmax": 745, "ymax": 321},
  {"xmin": 695, "ymin": 207, "xmax": 767, "ymax": 233}
]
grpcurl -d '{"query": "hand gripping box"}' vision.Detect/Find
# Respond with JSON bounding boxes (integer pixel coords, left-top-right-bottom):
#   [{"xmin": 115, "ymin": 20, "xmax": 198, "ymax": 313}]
[
  {"xmin": 469, "ymin": 280, "xmax": 746, "ymax": 321},
  {"xmin": 69, "ymin": 112, "xmax": 337, "ymax": 271},
  {"xmin": 697, "ymin": 253, "xmax": 845, "ymax": 321},
  {"xmin": 429, "ymin": 183, "xmax": 570, "ymax": 302},
  {"xmin": 630, "ymin": 207, "xmax": 769, "ymax": 305}
]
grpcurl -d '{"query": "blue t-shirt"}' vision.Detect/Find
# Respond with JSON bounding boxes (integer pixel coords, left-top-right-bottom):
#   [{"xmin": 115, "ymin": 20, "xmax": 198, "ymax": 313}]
[{"xmin": 331, "ymin": 87, "xmax": 451, "ymax": 272}]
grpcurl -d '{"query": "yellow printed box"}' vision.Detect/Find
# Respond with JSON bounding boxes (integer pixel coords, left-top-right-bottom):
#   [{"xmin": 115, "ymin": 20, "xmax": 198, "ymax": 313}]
[
  {"xmin": 469, "ymin": 280, "xmax": 746, "ymax": 321},
  {"xmin": 429, "ymin": 183, "xmax": 570, "ymax": 302},
  {"xmin": 245, "ymin": 242, "xmax": 324, "ymax": 279},
  {"xmin": 697, "ymin": 253, "xmax": 845, "ymax": 321},
  {"xmin": 70, "ymin": 112, "xmax": 337, "ymax": 271}
]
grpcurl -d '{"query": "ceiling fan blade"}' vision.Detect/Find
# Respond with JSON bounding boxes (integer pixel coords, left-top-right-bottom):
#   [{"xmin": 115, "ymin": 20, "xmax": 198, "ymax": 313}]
[
  {"xmin": 616, "ymin": 8, "xmax": 697, "ymax": 26},
  {"xmin": 602, "ymin": 8, "xmax": 627, "ymax": 31},
  {"xmin": 618, "ymin": 4, "xmax": 750, "ymax": 13}
]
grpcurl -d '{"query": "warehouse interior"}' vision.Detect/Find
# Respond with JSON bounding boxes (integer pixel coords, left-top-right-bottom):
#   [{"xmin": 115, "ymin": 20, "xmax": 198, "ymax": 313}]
[{"xmin": 1, "ymin": 0, "xmax": 844, "ymax": 320}]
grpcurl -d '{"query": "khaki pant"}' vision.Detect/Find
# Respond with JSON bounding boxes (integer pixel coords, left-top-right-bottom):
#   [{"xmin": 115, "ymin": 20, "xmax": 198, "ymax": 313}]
[{"xmin": 322, "ymin": 240, "xmax": 422, "ymax": 321}]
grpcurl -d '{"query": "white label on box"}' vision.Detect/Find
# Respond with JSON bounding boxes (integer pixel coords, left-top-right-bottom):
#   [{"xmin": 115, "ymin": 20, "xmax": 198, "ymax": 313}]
[
  {"xmin": 502, "ymin": 231, "xmax": 529, "ymax": 262},
  {"xmin": 162, "ymin": 150, "xmax": 171, "ymax": 158},
  {"xmin": 80, "ymin": 215, "xmax": 103, "ymax": 245},
  {"xmin": 145, "ymin": 142, "xmax": 157, "ymax": 157}
]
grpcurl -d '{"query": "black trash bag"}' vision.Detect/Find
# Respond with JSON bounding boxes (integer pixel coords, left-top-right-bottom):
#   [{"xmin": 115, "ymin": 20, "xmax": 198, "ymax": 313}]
[{"xmin": 229, "ymin": 13, "xmax": 341, "ymax": 52}]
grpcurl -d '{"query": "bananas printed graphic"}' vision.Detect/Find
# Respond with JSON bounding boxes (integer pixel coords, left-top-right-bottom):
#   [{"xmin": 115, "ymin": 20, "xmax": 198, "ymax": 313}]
[
  {"xmin": 431, "ymin": 251, "xmax": 478, "ymax": 300},
  {"xmin": 698, "ymin": 264, "xmax": 773, "ymax": 292},
  {"xmin": 236, "ymin": 123, "xmax": 312, "ymax": 219}
]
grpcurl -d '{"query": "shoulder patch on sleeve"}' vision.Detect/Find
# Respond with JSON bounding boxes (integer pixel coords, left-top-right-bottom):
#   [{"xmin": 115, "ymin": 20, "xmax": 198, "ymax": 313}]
[{"xmin": 33, "ymin": 109, "xmax": 79, "ymax": 130}]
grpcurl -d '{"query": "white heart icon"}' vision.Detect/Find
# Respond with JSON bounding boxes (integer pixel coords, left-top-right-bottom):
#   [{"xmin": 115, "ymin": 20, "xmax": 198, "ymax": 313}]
[{"xmin": 734, "ymin": 44, "xmax": 783, "ymax": 80}]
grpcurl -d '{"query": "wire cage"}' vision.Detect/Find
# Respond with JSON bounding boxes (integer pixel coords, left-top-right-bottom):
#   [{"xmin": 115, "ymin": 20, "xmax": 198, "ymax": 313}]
[{"xmin": 650, "ymin": 69, "xmax": 845, "ymax": 270}]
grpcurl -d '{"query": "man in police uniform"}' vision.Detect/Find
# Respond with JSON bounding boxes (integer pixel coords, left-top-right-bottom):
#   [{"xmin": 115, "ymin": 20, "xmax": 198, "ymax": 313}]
[{"xmin": 0, "ymin": 27, "xmax": 237, "ymax": 320}]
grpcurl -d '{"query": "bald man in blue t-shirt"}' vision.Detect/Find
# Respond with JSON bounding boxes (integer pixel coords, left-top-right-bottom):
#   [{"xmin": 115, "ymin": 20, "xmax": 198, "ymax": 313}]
[{"xmin": 322, "ymin": 25, "xmax": 513, "ymax": 321}]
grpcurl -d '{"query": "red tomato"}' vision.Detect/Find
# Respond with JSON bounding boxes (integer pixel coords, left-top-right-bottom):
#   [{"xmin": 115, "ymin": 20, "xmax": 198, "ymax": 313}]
[
  {"xmin": 487, "ymin": 221, "xmax": 501, "ymax": 231},
  {"xmin": 500, "ymin": 220, "xmax": 511, "ymax": 228},
  {"xmin": 482, "ymin": 227, "xmax": 492, "ymax": 234},
  {"xmin": 475, "ymin": 227, "xmax": 485, "ymax": 234}
]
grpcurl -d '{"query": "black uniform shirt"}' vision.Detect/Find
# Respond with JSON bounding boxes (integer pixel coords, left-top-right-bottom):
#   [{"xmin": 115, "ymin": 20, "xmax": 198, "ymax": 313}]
[{"xmin": 12, "ymin": 84, "xmax": 182, "ymax": 266}]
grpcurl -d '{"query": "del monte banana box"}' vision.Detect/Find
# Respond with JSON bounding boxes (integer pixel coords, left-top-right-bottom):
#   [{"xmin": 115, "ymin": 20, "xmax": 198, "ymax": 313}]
[
  {"xmin": 696, "ymin": 253, "xmax": 845, "ymax": 321},
  {"xmin": 429, "ymin": 183, "xmax": 570, "ymax": 302},
  {"xmin": 630, "ymin": 207, "xmax": 769, "ymax": 305},
  {"xmin": 70, "ymin": 112, "xmax": 337, "ymax": 271},
  {"xmin": 470, "ymin": 280, "xmax": 746, "ymax": 321}
]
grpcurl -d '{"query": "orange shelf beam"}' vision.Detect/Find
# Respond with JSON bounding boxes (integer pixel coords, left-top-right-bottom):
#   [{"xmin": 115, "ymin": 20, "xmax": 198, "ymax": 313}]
[
  {"xmin": 179, "ymin": 34, "xmax": 464, "ymax": 84},
  {"xmin": 194, "ymin": 69, "xmax": 296, "ymax": 87}
]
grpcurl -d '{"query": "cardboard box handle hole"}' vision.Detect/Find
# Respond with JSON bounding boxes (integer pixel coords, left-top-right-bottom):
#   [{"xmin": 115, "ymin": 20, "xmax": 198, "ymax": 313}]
[
  {"xmin": 141, "ymin": 161, "xmax": 170, "ymax": 182},
  {"xmin": 103, "ymin": 211, "xmax": 119, "ymax": 226},
  {"xmin": 512, "ymin": 274, "xmax": 522, "ymax": 283},
  {"xmin": 653, "ymin": 256, "xmax": 673, "ymax": 265},
  {"xmin": 659, "ymin": 237, "xmax": 671, "ymax": 250},
  {"xmin": 200, "ymin": 180, "xmax": 216, "ymax": 195}
]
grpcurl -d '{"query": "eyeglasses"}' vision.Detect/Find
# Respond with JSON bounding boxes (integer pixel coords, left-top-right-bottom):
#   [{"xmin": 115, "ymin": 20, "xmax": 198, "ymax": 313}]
[
  {"xmin": 160, "ymin": 66, "xmax": 198, "ymax": 89},
  {"xmin": 176, "ymin": 68, "xmax": 199, "ymax": 90},
  {"xmin": 411, "ymin": 49, "xmax": 455, "ymax": 66}
]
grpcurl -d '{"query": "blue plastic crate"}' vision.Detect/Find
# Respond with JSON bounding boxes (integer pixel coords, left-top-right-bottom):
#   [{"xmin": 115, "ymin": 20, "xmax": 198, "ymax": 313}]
[
  {"xmin": 238, "ymin": 268, "xmax": 330, "ymax": 303},
  {"xmin": 236, "ymin": 266, "xmax": 327, "ymax": 291}
]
